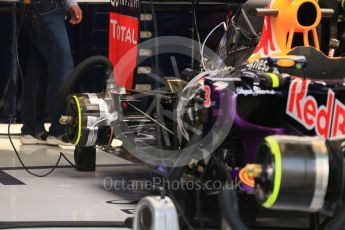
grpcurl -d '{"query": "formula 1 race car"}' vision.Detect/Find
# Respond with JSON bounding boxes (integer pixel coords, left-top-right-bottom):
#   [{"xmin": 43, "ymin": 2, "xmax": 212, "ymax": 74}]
[{"xmin": 58, "ymin": 0, "xmax": 345, "ymax": 229}]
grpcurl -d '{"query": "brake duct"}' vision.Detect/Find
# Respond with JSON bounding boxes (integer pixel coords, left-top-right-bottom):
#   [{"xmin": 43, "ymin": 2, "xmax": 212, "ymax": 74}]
[
  {"xmin": 221, "ymin": 135, "xmax": 345, "ymax": 230},
  {"xmin": 58, "ymin": 56, "xmax": 125, "ymax": 147}
]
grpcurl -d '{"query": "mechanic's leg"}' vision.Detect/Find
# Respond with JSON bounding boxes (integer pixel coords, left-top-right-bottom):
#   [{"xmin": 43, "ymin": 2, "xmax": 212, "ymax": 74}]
[
  {"xmin": 41, "ymin": 7, "xmax": 74, "ymax": 137},
  {"xmin": 21, "ymin": 1, "xmax": 74, "ymax": 144},
  {"xmin": 35, "ymin": 73, "xmax": 47, "ymax": 134},
  {"xmin": 21, "ymin": 44, "xmax": 45, "ymax": 136}
]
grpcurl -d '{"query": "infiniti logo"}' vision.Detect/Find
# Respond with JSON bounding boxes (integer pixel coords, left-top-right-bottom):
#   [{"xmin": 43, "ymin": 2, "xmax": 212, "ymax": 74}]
[{"xmin": 110, "ymin": 0, "xmax": 139, "ymax": 8}]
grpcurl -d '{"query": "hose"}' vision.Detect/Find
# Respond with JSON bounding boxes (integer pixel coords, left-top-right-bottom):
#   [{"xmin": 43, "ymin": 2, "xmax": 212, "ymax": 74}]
[
  {"xmin": 214, "ymin": 156, "xmax": 248, "ymax": 230},
  {"xmin": 219, "ymin": 188, "xmax": 247, "ymax": 230},
  {"xmin": 58, "ymin": 55, "xmax": 113, "ymax": 106}
]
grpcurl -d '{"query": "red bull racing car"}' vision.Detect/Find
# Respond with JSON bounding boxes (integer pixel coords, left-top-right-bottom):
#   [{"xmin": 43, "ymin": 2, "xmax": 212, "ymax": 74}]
[{"xmin": 58, "ymin": 0, "xmax": 345, "ymax": 229}]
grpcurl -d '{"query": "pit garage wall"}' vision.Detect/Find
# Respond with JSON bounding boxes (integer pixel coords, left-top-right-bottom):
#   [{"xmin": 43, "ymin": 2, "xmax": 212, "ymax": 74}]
[
  {"xmin": 68, "ymin": 1, "xmax": 231, "ymax": 94},
  {"xmin": 0, "ymin": 3, "xmax": 17, "ymax": 120},
  {"xmin": 0, "ymin": 0, "xmax": 231, "ymax": 121}
]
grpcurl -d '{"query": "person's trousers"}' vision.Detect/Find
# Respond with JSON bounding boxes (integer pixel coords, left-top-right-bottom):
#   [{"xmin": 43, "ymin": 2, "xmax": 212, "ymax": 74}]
[{"xmin": 21, "ymin": 0, "xmax": 74, "ymax": 136}]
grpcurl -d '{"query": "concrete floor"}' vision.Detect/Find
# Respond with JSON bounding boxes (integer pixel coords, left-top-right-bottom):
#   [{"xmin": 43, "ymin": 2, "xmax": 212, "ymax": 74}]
[
  {"xmin": 0, "ymin": 124, "xmax": 315, "ymax": 230},
  {"xmin": 0, "ymin": 124, "xmax": 154, "ymax": 229}
]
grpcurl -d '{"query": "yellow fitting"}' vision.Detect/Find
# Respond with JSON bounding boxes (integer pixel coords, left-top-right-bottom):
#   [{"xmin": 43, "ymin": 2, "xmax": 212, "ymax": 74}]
[{"xmin": 245, "ymin": 164, "xmax": 263, "ymax": 178}]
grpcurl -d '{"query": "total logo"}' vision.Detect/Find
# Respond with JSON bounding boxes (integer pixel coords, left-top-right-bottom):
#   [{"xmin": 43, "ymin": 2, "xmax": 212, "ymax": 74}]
[
  {"xmin": 110, "ymin": 19, "xmax": 137, "ymax": 45},
  {"xmin": 287, "ymin": 79, "xmax": 345, "ymax": 139}
]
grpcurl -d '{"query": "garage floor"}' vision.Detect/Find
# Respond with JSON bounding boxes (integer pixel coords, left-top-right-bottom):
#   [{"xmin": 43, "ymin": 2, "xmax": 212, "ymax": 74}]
[
  {"xmin": 0, "ymin": 124, "xmax": 313, "ymax": 230},
  {"xmin": 0, "ymin": 124, "xmax": 155, "ymax": 229}
]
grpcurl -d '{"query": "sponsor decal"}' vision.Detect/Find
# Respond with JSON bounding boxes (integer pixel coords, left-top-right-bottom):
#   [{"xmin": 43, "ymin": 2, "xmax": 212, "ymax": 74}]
[
  {"xmin": 213, "ymin": 81, "xmax": 229, "ymax": 91},
  {"xmin": 239, "ymin": 167, "xmax": 254, "ymax": 188},
  {"xmin": 241, "ymin": 70, "xmax": 258, "ymax": 79},
  {"xmin": 251, "ymin": 0, "xmax": 280, "ymax": 58},
  {"xmin": 109, "ymin": 13, "xmax": 139, "ymax": 89},
  {"xmin": 246, "ymin": 59, "xmax": 270, "ymax": 72},
  {"xmin": 110, "ymin": 19, "xmax": 138, "ymax": 45},
  {"xmin": 236, "ymin": 86, "xmax": 276, "ymax": 96},
  {"xmin": 110, "ymin": 0, "xmax": 139, "ymax": 8},
  {"xmin": 287, "ymin": 79, "xmax": 345, "ymax": 139},
  {"xmin": 204, "ymin": 85, "xmax": 211, "ymax": 108}
]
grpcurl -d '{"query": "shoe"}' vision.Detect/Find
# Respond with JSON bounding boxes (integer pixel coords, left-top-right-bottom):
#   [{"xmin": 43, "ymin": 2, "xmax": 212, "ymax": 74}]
[
  {"xmin": 20, "ymin": 132, "xmax": 48, "ymax": 145},
  {"xmin": 20, "ymin": 144, "xmax": 60, "ymax": 155},
  {"xmin": 46, "ymin": 135, "xmax": 73, "ymax": 146}
]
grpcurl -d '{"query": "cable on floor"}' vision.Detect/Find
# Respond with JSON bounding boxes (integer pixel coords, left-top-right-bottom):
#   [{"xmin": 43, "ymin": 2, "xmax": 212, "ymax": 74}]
[{"xmin": 8, "ymin": 114, "xmax": 76, "ymax": 178}]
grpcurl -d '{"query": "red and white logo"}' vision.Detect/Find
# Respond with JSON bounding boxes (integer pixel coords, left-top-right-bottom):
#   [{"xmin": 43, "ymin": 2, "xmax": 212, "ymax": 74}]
[
  {"xmin": 109, "ymin": 12, "xmax": 139, "ymax": 89},
  {"xmin": 204, "ymin": 85, "xmax": 211, "ymax": 108},
  {"xmin": 287, "ymin": 79, "xmax": 345, "ymax": 139},
  {"xmin": 251, "ymin": 0, "xmax": 280, "ymax": 58}
]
